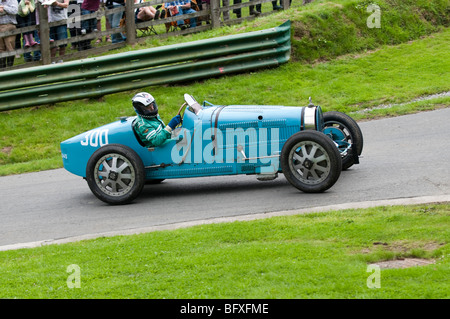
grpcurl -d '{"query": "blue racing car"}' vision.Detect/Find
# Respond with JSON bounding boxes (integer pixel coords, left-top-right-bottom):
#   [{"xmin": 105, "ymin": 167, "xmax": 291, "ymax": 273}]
[{"xmin": 60, "ymin": 94, "xmax": 363, "ymax": 204}]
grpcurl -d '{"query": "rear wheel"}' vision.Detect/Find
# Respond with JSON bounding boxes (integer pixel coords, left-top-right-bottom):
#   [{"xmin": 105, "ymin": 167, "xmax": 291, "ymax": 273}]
[
  {"xmin": 281, "ymin": 131, "xmax": 342, "ymax": 193},
  {"xmin": 323, "ymin": 111, "xmax": 363, "ymax": 170},
  {"xmin": 86, "ymin": 144, "xmax": 145, "ymax": 205}
]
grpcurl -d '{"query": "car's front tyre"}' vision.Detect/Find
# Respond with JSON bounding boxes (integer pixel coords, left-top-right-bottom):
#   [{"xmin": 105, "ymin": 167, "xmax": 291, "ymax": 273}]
[
  {"xmin": 323, "ymin": 111, "xmax": 363, "ymax": 170},
  {"xmin": 86, "ymin": 144, "xmax": 145, "ymax": 205},
  {"xmin": 281, "ymin": 131, "xmax": 342, "ymax": 193}
]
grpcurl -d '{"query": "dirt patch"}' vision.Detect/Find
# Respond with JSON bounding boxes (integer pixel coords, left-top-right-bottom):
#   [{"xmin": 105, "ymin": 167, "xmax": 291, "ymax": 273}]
[
  {"xmin": 384, "ymin": 240, "xmax": 444, "ymax": 253},
  {"xmin": 363, "ymin": 240, "xmax": 444, "ymax": 253},
  {"xmin": 370, "ymin": 258, "xmax": 435, "ymax": 269},
  {"xmin": 1, "ymin": 146, "xmax": 13, "ymax": 155},
  {"xmin": 365, "ymin": 241, "xmax": 443, "ymax": 269}
]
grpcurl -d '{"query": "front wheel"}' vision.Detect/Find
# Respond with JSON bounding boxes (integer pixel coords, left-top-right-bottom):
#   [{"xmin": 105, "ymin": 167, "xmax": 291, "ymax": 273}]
[
  {"xmin": 281, "ymin": 131, "xmax": 342, "ymax": 193},
  {"xmin": 323, "ymin": 111, "xmax": 363, "ymax": 170},
  {"xmin": 86, "ymin": 144, "xmax": 145, "ymax": 205}
]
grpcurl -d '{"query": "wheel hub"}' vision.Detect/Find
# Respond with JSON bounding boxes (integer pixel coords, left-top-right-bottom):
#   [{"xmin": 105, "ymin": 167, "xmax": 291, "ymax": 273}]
[
  {"xmin": 108, "ymin": 171, "xmax": 118, "ymax": 181},
  {"xmin": 303, "ymin": 159, "xmax": 313, "ymax": 169}
]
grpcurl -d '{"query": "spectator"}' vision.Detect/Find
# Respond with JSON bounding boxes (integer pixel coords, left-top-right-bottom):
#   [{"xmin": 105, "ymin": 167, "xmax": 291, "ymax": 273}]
[
  {"xmin": 201, "ymin": 0, "xmax": 209, "ymax": 24},
  {"xmin": 45, "ymin": 0, "xmax": 69, "ymax": 61},
  {"xmin": 271, "ymin": 1, "xmax": 281, "ymax": 10},
  {"xmin": 23, "ymin": 29, "xmax": 40, "ymax": 61},
  {"xmin": 233, "ymin": 0, "xmax": 260, "ymax": 18},
  {"xmin": 0, "ymin": 0, "xmax": 19, "ymax": 69},
  {"xmin": 96, "ymin": 0, "xmax": 111, "ymax": 44},
  {"xmin": 17, "ymin": 0, "xmax": 40, "ymax": 62},
  {"xmin": 232, "ymin": 0, "xmax": 240, "ymax": 18},
  {"xmin": 17, "ymin": 0, "xmax": 38, "ymax": 47},
  {"xmin": 164, "ymin": 0, "xmax": 196, "ymax": 30},
  {"xmin": 249, "ymin": 2, "xmax": 261, "ymax": 15},
  {"xmin": 79, "ymin": 0, "xmax": 100, "ymax": 50},
  {"xmin": 105, "ymin": 0, "xmax": 125, "ymax": 43},
  {"xmin": 68, "ymin": 0, "xmax": 82, "ymax": 50},
  {"xmin": 135, "ymin": 0, "xmax": 159, "ymax": 23}
]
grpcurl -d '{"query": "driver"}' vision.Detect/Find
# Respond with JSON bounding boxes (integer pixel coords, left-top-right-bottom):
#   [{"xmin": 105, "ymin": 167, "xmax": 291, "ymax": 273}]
[{"xmin": 132, "ymin": 92, "xmax": 182, "ymax": 147}]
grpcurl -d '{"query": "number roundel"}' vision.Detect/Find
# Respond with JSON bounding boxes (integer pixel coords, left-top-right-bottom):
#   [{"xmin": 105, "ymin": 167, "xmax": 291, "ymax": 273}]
[{"xmin": 81, "ymin": 129, "xmax": 109, "ymax": 147}]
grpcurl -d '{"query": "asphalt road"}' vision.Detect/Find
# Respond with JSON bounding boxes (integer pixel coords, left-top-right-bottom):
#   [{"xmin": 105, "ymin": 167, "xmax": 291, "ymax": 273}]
[{"xmin": 1, "ymin": 108, "xmax": 450, "ymax": 250}]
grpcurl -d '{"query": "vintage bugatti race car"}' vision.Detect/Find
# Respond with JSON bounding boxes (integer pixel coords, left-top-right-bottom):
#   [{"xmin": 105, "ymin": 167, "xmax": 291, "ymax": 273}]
[{"xmin": 60, "ymin": 94, "xmax": 363, "ymax": 205}]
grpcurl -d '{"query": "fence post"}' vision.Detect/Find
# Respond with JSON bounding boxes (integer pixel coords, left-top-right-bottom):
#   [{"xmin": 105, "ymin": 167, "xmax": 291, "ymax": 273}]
[
  {"xmin": 38, "ymin": 3, "xmax": 51, "ymax": 65},
  {"xmin": 211, "ymin": 0, "xmax": 221, "ymax": 29},
  {"xmin": 125, "ymin": 0, "xmax": 136, "ymax": 45}
]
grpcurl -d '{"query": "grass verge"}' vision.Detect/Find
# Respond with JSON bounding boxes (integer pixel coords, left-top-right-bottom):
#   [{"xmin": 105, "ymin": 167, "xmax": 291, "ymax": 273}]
[{"xmin": 0, "ymin": 204, "xmax": 448, "ymax": 298}]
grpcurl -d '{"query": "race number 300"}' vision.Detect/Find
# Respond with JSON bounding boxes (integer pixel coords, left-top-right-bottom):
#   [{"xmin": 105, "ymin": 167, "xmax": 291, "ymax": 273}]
[{"xmin": 81, "ymin": 129, "xmax": 109, "ymax": 147}]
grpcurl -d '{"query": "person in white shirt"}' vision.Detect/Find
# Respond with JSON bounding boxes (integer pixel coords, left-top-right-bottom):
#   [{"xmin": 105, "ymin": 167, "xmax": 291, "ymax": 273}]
[
  {"xmin": 45, "ymin": 0, "xmax": 69, "ymax": 60},
  {"xmin": 0, "ymin": 0, "xmax": 18, "ymax": 68}
]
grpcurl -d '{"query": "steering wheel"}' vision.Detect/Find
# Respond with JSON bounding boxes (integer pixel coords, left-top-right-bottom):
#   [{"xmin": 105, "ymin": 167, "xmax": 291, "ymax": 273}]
[
  {"xmin": 175, "ymin": 94, "xmax": 200, "ymax": 128},
  {"xmin": 176, "ymin": 102, "xmax": 188, "ymax": 128}
]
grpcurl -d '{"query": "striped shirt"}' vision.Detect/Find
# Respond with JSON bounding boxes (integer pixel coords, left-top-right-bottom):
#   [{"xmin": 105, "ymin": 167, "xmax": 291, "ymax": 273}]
[{"xmin": 0, "ymin": 0, "xmax": 18, "ymax": 25}]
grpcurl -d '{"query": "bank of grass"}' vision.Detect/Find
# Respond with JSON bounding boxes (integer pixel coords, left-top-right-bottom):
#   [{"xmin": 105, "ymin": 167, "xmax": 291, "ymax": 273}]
[
  {"xmin": 1, "ymin": 26, "xmax": 449, "ymax": 176},
  {"xmin": 288, "ymin": 0, "xmax": 449, "ymax": 62},
  {"xmin": 0, "ymin": 204, "xmax": 448, "ymax": 298},
  {"xmin": 108, "ymin": 0, "xmax": 450, "ymax": 63}
]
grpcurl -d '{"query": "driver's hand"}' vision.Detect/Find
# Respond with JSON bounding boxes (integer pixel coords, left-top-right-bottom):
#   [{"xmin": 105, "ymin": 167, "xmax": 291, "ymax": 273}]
[{"xmin": 167, "ymin": 115, "xmax": 182, "ymax": 130}]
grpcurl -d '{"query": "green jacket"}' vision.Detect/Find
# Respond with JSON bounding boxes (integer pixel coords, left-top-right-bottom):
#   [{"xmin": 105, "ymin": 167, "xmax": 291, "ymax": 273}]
[{"xmin": 133, "ymin": 115, "xmax": 171, "ymax": 147}]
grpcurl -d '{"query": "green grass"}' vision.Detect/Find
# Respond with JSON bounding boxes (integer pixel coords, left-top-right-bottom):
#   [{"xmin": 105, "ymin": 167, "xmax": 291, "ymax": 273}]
[
  {"xmin": 0, "ymin": 204, "xmax": 448, "ymax": 298},
  {"xmin": 288, "ymin": 0, "xmax": 450, "ymax": 62},
  {"xmin": 101, "ymin": 0, "xmax": 450, "ymax": 62},
  {"xmin": 1, "ymin": 26, "xmax": 449, "ymax": 176}
]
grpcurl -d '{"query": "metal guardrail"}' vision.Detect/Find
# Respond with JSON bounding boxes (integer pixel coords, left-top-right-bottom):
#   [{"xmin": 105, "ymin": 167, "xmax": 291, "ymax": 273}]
[{"xmin": 0, "ymin": 20, "xmax": 291, "ymax": 111}]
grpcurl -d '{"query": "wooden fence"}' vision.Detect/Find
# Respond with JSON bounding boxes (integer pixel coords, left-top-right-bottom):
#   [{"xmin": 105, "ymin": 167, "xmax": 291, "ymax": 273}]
[{"xmin": 0, "ymin": 0, "xmax": 292, "ymax": 71}]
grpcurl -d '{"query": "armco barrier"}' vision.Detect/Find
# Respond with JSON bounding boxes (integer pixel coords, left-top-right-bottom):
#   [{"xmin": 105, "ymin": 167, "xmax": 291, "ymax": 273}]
[{"xmin": 0, "ymin": 21, "xmax": 291, "ymax": 112}]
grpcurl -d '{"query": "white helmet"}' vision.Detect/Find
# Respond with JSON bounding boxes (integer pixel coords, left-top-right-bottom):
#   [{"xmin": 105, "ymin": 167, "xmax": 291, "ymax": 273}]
[{"xmin": 132, "ymin": 92, "xmax": 158, "ymax": 118}]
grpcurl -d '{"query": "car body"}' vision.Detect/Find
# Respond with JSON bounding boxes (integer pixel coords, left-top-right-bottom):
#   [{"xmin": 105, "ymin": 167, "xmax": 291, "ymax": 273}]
[{"xmin": 60, "ymin": 94, "xmax": 363, "ymax": 204}]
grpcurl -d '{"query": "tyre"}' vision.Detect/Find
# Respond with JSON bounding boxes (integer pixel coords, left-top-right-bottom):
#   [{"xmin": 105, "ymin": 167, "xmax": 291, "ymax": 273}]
[
  {"xmin": 323, "ymin": 111, "xmax": 363, "ymax": 170},
  {"xmin": 86, "ymin": 144, "xmax": 145, "ymax": 205},
  {"xmin": 281, "ymin": 131, "xmax": 342, "ymax": 193}
]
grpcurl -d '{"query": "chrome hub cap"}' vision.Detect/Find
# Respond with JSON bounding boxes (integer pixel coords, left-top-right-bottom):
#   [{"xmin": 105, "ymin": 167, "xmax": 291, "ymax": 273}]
[
  {"xmin": 94, "ymin": 153, "xmax": 136, "ymax": 196},
  {"xmin": 289, "ymin": 141, "xmax": 331, "ymax": 185}
]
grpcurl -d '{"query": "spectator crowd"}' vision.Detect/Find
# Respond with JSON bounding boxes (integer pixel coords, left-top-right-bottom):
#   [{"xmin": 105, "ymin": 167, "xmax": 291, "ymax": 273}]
[{"xmin": 1, "ymin": 0, "xmax": 293, "ymax": 69}]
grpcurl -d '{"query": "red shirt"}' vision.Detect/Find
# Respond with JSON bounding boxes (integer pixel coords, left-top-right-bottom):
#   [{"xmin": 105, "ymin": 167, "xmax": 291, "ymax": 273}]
[{"xmin": 81, "ymin": 0, "xmax": 100, "ymax": 11}]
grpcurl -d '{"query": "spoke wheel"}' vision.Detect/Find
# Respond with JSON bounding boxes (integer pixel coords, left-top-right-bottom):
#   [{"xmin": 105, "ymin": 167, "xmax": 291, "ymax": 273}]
[
  {"xmin": 281, "ymin": 131, "xmax": 342, "ymax": 193},
  {"xmin": 289, "ymin": 141, "xmax": 332, "ymax": 185},
  {"xmin": 86, "ymin": 144, "xmax": 145, "ymax": 205},
  {"xmin": 323, "ymin": 111, "xmax": 363, "ymax": 170},
  {"xmin": 94, "ymin": 153, "xmax": 136, "ymax": 196}
]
